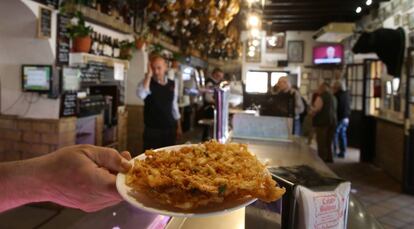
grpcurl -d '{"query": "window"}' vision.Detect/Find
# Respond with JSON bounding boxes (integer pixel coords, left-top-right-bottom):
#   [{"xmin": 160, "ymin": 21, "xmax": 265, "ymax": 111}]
[
  {"xmin": 245, "ymin": 71, "xmax": 268, "ymax": 93},
  {"xmin": 270, "ymin": 72, "xmax": 288, "ymax": 87}
]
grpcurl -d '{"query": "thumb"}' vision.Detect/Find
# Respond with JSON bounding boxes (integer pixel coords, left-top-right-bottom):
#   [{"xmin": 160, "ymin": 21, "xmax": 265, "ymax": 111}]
[{"xmin": 85, "ymin": 146, "xmax": 131, "ymax": 173}]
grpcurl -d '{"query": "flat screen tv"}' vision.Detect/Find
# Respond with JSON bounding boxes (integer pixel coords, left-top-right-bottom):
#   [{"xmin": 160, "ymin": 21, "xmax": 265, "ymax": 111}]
[
  {"xmin": 313, "ymin": 44, "xmax": 344, "ymax": 65},
  {"xmin": 22, "ymin": 65, "xmax": 52, "ymax": 93}
]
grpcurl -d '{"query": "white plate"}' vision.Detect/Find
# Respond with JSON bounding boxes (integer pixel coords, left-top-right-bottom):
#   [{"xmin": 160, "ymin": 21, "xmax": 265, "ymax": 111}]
[{"xmin": 116, "ymin": 144, "xmax": 257, "ymax": 218}]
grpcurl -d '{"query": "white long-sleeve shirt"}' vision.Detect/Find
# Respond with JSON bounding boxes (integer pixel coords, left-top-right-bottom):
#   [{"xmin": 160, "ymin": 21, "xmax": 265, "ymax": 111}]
[{"xmin": 136, "ymin": 77, "xmax": 181, "ymax": 120}]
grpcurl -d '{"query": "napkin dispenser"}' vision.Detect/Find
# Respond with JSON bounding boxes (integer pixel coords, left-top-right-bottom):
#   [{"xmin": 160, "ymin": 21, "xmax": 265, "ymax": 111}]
[{"xmin": 268, "ymin": 165, "xmax": 350, "ymax": 229}]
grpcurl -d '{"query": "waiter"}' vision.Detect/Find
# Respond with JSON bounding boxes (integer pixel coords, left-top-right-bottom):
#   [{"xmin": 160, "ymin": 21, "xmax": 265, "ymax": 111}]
[
  {"xmin": 201, "ymin": 68, "xmax": 224, "ymax": 140},
  {"xmin": 137, "ymin": 54, "xmax": 182, "ymax": 150}
]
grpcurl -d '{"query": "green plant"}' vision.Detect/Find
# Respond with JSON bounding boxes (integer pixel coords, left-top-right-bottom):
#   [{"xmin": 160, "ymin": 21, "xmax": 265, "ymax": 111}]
[
  {"xmin": 136, "ymin": 25, "xmax": 153, "ymax": 42},
  {"xmin": 120, "ymin": 40, "xmax": 136, "ymax": 50},
  {"xmin": 67, "ymin": 11, "xmax": 93, "ymax": 39}
]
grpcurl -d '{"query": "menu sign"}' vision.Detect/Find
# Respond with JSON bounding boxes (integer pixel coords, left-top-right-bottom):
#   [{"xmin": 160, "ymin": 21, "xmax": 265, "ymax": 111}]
[
  {"xmin": 56, "ymin": 13, "xmax": 70, "ymax": 65},
  {"xmin": 60, "ymin": 92, "xmax": 78, "ymax": 117},
  {"xmin": 38, "ymin": 6, "xmax": 52, "ymax": 39},
  {"xmin": 32, "ymin": 0, "xmax": 58, "ymax": 9}
]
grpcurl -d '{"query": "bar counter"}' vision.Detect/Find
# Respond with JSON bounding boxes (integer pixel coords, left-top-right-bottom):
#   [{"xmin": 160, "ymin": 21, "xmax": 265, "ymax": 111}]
[{"xmin": 64, "ymin": 138, "xmax": 381, "ymax": 229}]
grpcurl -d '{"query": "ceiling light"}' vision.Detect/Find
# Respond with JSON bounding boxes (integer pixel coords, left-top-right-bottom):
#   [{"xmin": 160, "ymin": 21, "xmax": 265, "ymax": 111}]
[
  {"xmin": 366, "ymin": 0, "xmax": 372, "ymax": 6},
  {"xmin": 248, "ymin": 50, "xmax": 255, "ymax": 57},
  {"xmin": 249, "ymin": 46, "xmax": 256, "ymax": 51},
  {"xmin": 250, "ymin": 28, "xmax": 260, "ymax": 37},
  {"xmin": 247, "ymin": 14, "xmax": 260, "ymax": 27},
  {"xmin": 252, "ymin": 39, "xmax": 260, "ymax": 46},
  {"xmin": 356, "ymin": 6, "xmax": 362, "ymax": 14}
]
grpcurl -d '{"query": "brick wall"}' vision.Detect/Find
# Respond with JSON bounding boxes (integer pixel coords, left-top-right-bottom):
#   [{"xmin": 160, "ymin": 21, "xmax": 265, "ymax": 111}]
[{"xmin": 0, "ymin": 115, "xmax": 76, "ymax": 162}]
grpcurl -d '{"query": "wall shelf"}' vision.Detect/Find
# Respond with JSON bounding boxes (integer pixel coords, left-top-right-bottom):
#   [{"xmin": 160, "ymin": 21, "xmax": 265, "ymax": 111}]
[
  {"xmin": 69, "ymin": 52, "xmax": 129, "ymax": 69},
  {"xmin": 65, "ymin": 4, "xmax": 133, "ymax": 34}
]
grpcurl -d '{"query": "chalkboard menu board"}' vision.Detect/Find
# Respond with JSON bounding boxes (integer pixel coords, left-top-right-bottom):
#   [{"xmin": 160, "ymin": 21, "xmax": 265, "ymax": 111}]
[
  {"xmin": 38, "ymin": 6, "xmax": 52, "ymax": 38},
  {"xmin": 61, "ymin": 92, "xmax": 78, "ymax": 117},
  {"xmin": 32, "ymin": 0, "xmax": 58, "ymax": 9},
  {"xmin": 56, "ymin": 13, "xmax": 70, "ymax": 65}
]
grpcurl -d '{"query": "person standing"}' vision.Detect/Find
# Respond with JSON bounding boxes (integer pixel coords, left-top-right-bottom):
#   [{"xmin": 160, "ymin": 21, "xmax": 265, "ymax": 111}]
[
  {"xmin": 333, "ymin": 80, "xmax": 351, "ymax": 158},
  {"xmin": 201, "ymin": 68, "xmax": 224, "ymax": 140},
  {"xmin": 273, "ymin": 77, "xmax": 304, "ymax": 135},
  {"xmin": 137, "ymin": 54, "xmax": 182, "ymax": 150},
  {"xmin": 310, "ymin": 82, "xmax": 337, "ymax": 162}
]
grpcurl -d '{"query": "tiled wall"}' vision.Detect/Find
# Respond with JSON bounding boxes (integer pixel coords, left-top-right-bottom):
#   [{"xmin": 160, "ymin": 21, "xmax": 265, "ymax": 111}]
[{"xmin": 0, "ymin": 116, "xmax": 76, "ymax": 162}]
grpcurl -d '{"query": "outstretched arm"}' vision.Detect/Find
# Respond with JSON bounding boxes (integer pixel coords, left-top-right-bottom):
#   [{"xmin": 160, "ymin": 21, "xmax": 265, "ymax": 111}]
[{"xmin": 0, "ymin": 145, "xmax": 131, "ymax": 213}]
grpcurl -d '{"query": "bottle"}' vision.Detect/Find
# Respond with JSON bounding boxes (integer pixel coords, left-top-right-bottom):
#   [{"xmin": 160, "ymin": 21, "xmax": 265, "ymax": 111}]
[
  {"xmin": 113, "ymin": 39, "xmax": 120, "ymax": 58},
  {"xmin": 90, "ymin": 0, "xmax": 97, "ymax": 9},
  {"xmin": 98, "ymin": 34, "xmax": 104, "ymax": 56},
  {"xmin": 108, "ymin": 37, "xmax": 113, "ymax": 57},
  {"xmin": 90, "ymin": 32, "xmax": 99, "ymax": 55}
]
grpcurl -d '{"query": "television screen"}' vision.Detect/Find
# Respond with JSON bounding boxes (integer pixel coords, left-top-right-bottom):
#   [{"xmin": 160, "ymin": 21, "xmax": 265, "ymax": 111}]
[
  {"xmin": 62, "ymin": 67, "xmax": 81, "ymax": 91},
  {"xmin": 22, "ymin": 65, "xmax": 52, "ymax": 92},
  {"xmin": 313, "ymin": 44, "xmax": 344, "ymax": 65}
]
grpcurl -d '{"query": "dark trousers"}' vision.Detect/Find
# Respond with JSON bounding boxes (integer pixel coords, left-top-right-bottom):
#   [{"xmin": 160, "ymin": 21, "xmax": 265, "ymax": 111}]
[
  {"xmin": 143, "ymin": 127, "xmax": 176, "ymax": 151},
  {"xmin": 333, "ymin": 118, "xmax": 349, "ymax": 156},
  {"xmin": 315, "ymin": 125, "xmax": 335, "ymax": 162}
]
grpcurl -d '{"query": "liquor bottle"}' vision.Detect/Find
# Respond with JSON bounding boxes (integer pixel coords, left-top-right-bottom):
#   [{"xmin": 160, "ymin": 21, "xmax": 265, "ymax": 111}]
[
  {"xmin": 90, "ymin": 0, "xmax": 97, "ymax": 9},
  {"xmin": 98, "ymin": 34, "xmax": 104, "ymax": 56},
  {"xmin": 113, "ymin": 39, "xmax": 120, "ymax": 58},
  {"xmin": 90, "ymin": 32, "xmax": 99, "ymax": 55},
  {"xmin": 108, "ymin": 37, "xmax": 114, "ymax": 57}
]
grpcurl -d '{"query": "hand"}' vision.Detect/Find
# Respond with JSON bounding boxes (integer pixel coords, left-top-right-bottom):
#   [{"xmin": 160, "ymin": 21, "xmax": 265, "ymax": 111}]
[
  {"xmin": 38, "ymin": 145, "xmax": 132, "ymax": 212},
  {"xmin": 145, "ymin": 62, "xmax": 153, "ymax": 79},
  {"xmin": 176, "ymin": 125, "xmax": 183, "ymax": 141}
]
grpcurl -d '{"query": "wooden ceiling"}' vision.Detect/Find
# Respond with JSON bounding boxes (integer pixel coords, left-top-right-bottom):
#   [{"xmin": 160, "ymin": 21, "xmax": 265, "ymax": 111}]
[{"xmin": 263, "ymin": 0, "xmax": 389, "ymax": 32}]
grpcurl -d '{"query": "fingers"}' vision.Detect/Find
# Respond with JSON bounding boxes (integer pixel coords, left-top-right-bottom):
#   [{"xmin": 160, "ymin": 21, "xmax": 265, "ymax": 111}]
[
  {"xmin": 84, "ymin": 146, "xmax": 131, "ymax": 173},
  {"xmin": 120, "ymin": 151, "xmax": 132, "ymax": 160}
]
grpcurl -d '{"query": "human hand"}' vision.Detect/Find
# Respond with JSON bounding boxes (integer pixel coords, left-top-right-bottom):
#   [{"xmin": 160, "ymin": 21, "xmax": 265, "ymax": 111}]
[
  {"xmin": 38, "ymin": 145, "xmax": 132, "ymax": 212},
  {"xmin": 145, "ymin": 62, "xmax": 153, "ymax": 79}
]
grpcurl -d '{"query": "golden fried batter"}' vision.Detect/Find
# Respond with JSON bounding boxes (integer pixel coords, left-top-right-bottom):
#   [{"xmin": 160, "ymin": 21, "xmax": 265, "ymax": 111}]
[{"xmin": 126, "ymin": 140, "xmax": 285, "ymax": 210}]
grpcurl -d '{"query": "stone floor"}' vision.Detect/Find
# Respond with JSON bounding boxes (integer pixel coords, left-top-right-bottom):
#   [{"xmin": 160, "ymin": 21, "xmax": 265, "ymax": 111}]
[{"xmin": 328, "ymin": 148, "xmax": 414, "ymax": 229}]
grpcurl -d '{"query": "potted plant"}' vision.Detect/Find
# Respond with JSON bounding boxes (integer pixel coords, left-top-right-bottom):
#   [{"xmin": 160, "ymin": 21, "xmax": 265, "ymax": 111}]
[
  {"xmin": 119, "ymin": 40, "xmax": 136, "ymax": 60},
  {"xmin": 67, "ymin": 11, "xmax": 94, "ymax": 53},
  {"xmin": 135, "ymin": 25, "xmax": 153, "ymax": 50}
]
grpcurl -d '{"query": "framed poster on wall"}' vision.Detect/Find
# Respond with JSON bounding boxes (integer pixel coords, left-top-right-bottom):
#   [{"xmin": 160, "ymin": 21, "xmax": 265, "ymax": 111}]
[
  {"xmin": 266, "ymin": 32, "xmax": 285, "ymax": 52},
  {"xmin": 287, "ymin": 40, "xmax": 304, "ymax": 63}
]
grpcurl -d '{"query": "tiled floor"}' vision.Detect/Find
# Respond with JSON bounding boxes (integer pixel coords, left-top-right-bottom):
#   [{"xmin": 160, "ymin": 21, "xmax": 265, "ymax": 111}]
[{"xmin": 328, "ymin": 148, "xmax": 414, "ymax": 229}]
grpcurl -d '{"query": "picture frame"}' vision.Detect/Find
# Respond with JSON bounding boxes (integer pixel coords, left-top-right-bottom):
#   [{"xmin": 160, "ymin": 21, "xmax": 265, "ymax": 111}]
[
  {"xmin": 37, "ymin": 6, "xmax": 52, "ymax": 39},
  {"xmin": 287, "ymin": 40, "xmax": 304, "ymax": 63},
  {"xmin": 266, "ymin": 32, "xmax": 285, "ymax": 52},
  {"xmin": 245, "ymin": 39, "xmax": 261, "ymax": 63}
]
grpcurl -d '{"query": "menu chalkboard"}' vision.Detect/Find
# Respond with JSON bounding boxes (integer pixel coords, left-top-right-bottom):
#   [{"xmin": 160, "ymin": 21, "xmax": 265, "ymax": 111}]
[
  {"xmin": 61, "ymin": 92, "xmax": 78, "ymax": 117},
  {"xmin": 38, "ymin": 6, "xmax": 52, "ymax": 39},
  {"xmin": 56, "ymin": 13, "xmax": 71, "ymax": 65},
  {"xmin": 32, "ymin": 0, "xmax": 58, "ymax": 9}
]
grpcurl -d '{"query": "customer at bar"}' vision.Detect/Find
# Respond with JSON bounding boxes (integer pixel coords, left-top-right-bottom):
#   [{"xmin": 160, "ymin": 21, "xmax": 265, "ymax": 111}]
[
  {"xmin": 201, "ymin": 67, "xmax": 224, "ymax": 141},
  {"xmin": 333, "ymin": 80, "xmax": 351, "ymax": 158},
  {"xmin": 0, "ymin": 145, "xmax": 131, "ymax": 213},
  {"xmin": 272, "ymin": 77, "xmax": 304, "ymax": 135},
  {"xmin": 310, "ymin": 82, "xmax": 337, "ymax": 162},
  {"xmin": 137, "ymin": 54, "xmax": 182, "ymax": 150}
]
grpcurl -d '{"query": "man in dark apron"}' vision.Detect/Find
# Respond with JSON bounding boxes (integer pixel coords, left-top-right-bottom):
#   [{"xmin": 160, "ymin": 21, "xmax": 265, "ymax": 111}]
[{"xmin": 137, "ymin": 55, "xmax": 182, "ymax": 150}]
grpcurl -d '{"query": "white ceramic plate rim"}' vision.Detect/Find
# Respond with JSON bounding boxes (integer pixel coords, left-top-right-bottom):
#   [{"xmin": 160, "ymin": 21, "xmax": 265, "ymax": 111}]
[{"xmin": 116, "ymin": 144, "xmax": 258, "ymax": 218}]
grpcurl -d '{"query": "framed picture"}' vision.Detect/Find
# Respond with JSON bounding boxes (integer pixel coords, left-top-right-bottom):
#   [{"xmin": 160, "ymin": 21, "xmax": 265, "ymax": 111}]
[
  {"xmin": 266, "ymin": 32, "xmax": 285, "ymax": 52},
  {"xmin": 37, "ymin": 6, "xmax": 52, "ymax": 39},
  {"xmin": 245, "ymin": 39, "xmax": 261, "ymax": 63},
  {"xmin": 287, "ymin": 40, "xmax": 304, "ymax": 63}
]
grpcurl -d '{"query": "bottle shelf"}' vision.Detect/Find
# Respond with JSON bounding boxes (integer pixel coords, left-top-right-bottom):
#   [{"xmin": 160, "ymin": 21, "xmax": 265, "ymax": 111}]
[
  {"xmin": 65, "ymin": 4, "xmax": 133, "ymax": 34},
  {"xmin": 69, "ymin": 52, "xmax": 129, "ymax": 69}
]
